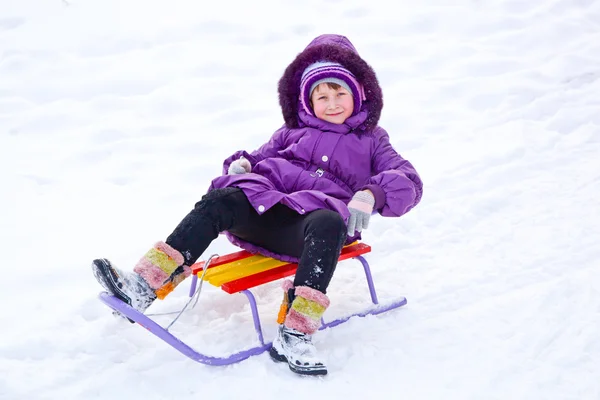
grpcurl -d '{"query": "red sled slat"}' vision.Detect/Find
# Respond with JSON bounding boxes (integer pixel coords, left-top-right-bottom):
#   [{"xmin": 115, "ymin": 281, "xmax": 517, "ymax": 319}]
[
  {"xmin": 220, "ymin": 243, "xmax": 372, "ymax": 294},
  {"xmin": 221, "ymin": 263, "xmax": 298, "ymax": 294},
  {"xmin": 337, "ymin": 242, "xmax": 371, "ymax": 260}
]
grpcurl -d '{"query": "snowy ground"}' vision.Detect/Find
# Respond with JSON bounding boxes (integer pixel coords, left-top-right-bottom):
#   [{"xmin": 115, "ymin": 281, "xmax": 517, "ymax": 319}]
[{"xmin": 1, "ymin": 0, "xmax": 599, "ymax": 399}]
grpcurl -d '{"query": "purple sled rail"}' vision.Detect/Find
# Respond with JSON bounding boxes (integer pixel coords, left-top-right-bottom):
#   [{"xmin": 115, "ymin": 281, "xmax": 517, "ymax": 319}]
[{"xmin": 97, "ymin": 255, "xmax": 406, "ymax": 366}]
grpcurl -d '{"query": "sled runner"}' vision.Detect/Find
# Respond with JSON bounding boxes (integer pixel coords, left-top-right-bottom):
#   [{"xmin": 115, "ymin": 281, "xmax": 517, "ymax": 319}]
[{"xmin": 97, "ymin": 242, "xmax": 407, "ymax": 365}]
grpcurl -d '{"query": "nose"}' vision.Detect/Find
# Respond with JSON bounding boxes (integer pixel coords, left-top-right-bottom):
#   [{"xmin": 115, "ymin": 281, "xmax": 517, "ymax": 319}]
[{"xmin": 326, "ymin": 98, "xmax": 340, "ymax": 109}]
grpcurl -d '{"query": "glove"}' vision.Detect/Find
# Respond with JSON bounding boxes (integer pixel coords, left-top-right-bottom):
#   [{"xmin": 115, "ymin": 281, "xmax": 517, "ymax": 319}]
[
  {"xmin": 227, "ymin": 157, "xmax": 251, "ymax": 175},
  {"xmin": 347, "ymin": 190, "xmax": 375, "ymax": 235}
]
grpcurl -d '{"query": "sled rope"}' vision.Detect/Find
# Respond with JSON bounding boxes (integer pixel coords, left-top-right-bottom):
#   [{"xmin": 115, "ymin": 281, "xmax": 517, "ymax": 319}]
[
  {"xmin": 97, "ymin": 242, "xmax": 408, "ymax": 365},
  {"xmin": 146, "ymin": 254, "xmax": 219, "ymax": 330}
]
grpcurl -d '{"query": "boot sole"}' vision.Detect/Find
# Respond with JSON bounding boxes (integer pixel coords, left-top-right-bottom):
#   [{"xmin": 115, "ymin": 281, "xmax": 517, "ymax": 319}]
[
  {"xmin": 92, "ymin": 259, "xmax": 135, "ymax": 323},
  {"xmin": 269, "ymin": 347, "xmax": 328, "ymax": 376},
  {"xmin": 269, "ymin": 346, "xmax": 288, "ymax": 363}
]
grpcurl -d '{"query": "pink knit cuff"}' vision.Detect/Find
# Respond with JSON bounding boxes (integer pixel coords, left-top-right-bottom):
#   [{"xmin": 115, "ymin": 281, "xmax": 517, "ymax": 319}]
[
  {"xmin": 281, "ymin": 279, "xmax": 294, "ymax": 292},
  {"xmin": 285, "ymin": 309, "xmax": 320, "ymax": 335},
  {"xmin": 134, "ymin": 258, "xmax": 169, "ymax": 289},
  {"xmin": 362, "ymin": 184, "xmax": 385, "ymax": 210},
  {"xmin": 295, "ymin": 286, "xmax": 330, "ymax": 308},
  {"xmin": 154, "ymin": 241, "xmax": 184, "ymax": 265},
  {"xmin": 347, "ymin": 200, "xmax": 373, "ymax": 213}
]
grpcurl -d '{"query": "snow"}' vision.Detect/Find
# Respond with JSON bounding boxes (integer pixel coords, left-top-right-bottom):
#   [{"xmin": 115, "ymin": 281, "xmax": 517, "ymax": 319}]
[{"xmin": 1, "ymin": 0, "xmax": 599, "ymax": 398}]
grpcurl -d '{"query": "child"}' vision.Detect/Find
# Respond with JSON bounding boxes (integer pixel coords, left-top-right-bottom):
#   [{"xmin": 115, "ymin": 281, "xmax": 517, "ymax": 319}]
[{"xmin": 92, "ymin": 34, "xmax": 423, "ymax": 376}]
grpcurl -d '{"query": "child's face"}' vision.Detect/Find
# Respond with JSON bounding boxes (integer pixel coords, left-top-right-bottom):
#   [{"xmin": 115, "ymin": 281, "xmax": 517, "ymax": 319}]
[{"xmin": 310, "ymin": 83, "xmax": 354, "ymax": 124}]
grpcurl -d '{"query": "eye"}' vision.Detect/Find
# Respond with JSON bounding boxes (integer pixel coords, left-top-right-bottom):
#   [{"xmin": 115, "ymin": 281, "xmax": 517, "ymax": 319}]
[
  {"xmin": 338, "ymin": 92, "xmax": 346, "ymax": 96},
  {"xmin": 317, "ymin": 96, "xmax": 327, "ymax": 100}
]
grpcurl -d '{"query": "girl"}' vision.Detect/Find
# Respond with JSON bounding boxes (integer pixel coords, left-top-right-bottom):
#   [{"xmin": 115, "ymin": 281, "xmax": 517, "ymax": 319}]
[{"xmin": 92, "ymin": 34, "xmax": 423, "ymax": 376}]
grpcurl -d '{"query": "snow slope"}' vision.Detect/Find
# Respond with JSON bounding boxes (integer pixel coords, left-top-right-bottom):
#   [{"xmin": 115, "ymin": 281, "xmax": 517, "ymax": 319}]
[{"xmin": 1, "ymin": 0, "xmax": 599, "ymax": 399}]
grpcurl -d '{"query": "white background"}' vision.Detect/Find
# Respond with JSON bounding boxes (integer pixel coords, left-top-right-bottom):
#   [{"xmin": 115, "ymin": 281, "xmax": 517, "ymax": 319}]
[{"xmin": 1, "ymin": 0, "xmax": 599, "ymax": 399}]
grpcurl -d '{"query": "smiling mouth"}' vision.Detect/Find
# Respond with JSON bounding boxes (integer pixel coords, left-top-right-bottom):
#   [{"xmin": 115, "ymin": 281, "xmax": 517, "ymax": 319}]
[{"xmin": 326, "ymin": 112, "xmax": 343, "ymax": 116}]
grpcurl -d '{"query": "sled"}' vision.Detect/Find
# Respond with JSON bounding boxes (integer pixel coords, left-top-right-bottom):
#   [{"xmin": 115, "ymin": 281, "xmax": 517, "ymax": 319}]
[{"xmin": 97, "ymin": 242, "xmax": 407, "ymax": 365}]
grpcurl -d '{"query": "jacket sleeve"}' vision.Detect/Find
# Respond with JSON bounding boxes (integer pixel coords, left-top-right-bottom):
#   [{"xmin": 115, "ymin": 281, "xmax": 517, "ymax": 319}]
[
  {"xmin": 222, "ymin": 126, "xmax": 288, "ymax": 175},
  {"xmin": 363, "ymin": 127, "xmax": 423, "ymax": 217}
]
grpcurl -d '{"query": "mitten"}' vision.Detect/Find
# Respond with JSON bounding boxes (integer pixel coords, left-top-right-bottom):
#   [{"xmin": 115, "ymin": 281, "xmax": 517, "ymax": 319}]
[
  {"xmin": 227, "ymin": 157, "xmax": 251, "ymax": 175},
  {"xmin": 347, "ymin": 190, "xmax": 375, "ymax": 235}
]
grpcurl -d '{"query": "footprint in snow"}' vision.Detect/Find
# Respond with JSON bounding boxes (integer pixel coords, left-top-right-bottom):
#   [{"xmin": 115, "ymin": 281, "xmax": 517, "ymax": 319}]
[{"xmin": 0, "ymin": 18, "xmax": 25, "ymax": 31}]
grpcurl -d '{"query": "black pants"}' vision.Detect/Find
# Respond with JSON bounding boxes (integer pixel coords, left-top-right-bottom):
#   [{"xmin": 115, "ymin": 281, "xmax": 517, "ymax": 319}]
[{"xmin": 165, "ymin": 188, "xmax": 347, "ymax": 293}]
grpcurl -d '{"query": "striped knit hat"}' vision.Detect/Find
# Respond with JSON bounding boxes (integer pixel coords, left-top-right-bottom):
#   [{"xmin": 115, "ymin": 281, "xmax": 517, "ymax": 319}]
[{"xmin": 300, "ymin": 61, "xmax": 366, "ymax": 117}]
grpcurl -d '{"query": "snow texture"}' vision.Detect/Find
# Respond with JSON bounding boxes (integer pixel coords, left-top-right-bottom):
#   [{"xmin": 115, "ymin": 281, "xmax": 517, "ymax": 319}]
[{"xmin": 1, "ymin": 0, "xmax": 599, "ymax": 399}]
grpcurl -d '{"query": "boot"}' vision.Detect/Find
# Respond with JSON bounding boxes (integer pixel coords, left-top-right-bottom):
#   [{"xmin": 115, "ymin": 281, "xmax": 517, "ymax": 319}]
[
  {"xmin": 270, "ymin": 281, "xmax": 330, "ymax": 376},
  {"xmin": 92, "ymin": 258, "xmax": 157, "ymax": 314},
  {"xmin": 92, "ymin": 241, "xmax": 190, "ymax": 315}
]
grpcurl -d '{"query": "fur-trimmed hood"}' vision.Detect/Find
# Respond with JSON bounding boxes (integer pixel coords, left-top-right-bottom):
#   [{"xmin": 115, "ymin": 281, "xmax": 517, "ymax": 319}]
[{"xmin": 278, "ymin": 34, "xmax": 383, "ymax": 132}]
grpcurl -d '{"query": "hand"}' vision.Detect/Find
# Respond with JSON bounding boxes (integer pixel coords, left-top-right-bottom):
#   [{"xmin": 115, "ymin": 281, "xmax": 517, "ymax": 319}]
[
  {"xmin": 347, "ymin": 190, "xmax": 375, "ymax": 235},
  {"xmin": 227, "ymin": 157, "xmax": 251, "ymax": 175}
]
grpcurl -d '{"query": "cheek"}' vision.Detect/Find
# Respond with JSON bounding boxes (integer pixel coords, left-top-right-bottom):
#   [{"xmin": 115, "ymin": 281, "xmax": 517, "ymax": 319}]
[
  {"xmin": 343, "ymin": 96, "xmax": 355, "ymax": 110},
  {"xmin": 313, "ymin": 102, "xmax": 327, "ymax": 117}
]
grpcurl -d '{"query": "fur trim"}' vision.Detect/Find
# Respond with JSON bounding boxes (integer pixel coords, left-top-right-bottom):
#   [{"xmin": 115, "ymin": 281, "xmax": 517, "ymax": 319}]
[
  {"xmin": 155, "ymin": 266, "xmax": 192, "ymax": 299},
  {"xmin": 134, "ymin": 258, "xmax": 169, "ymax": 289},
  {"xmin": 145, "ymin": 247, "xmax": 179, "ymax": 275},
  {"xmin": 155, "ymin": 281, "xmax": 175, "ymax": 300},
  {"xmin": 277, "ymin": 289, "xmax": 290, "ymax": 325},
  {"xmin": 278, "ymin": 35, "xmax": 383, "ymax": 132},
  {"xmin": 281, "ymin": 279, "xmax": 295, "ymax": 292},
  {"xmin": 285, "ymin": 308, "xmax": 320, "ymax": 335},
  {"xmin": 295, "ymin": 286, "xmax": 331, "ymax": 308},
  {"xmin": 154, "ymin": 241, "xmax": 184, "ymax": 265},
  {"xmin": 291, "ymin": 296, "xmax": 327, "ymax": 319}
]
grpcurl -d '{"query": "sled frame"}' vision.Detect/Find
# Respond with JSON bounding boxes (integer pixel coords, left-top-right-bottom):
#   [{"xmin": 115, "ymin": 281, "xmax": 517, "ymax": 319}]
[{"xmin": 98, "ymin": 251, "xmax": 407, "ymax": 366}]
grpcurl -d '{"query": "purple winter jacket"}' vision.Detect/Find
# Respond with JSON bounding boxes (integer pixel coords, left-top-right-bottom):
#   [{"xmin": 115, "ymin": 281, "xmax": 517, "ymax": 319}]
[{"xmin": 209, "ymin": 34, "xmax": 423, "ymax": 262}]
